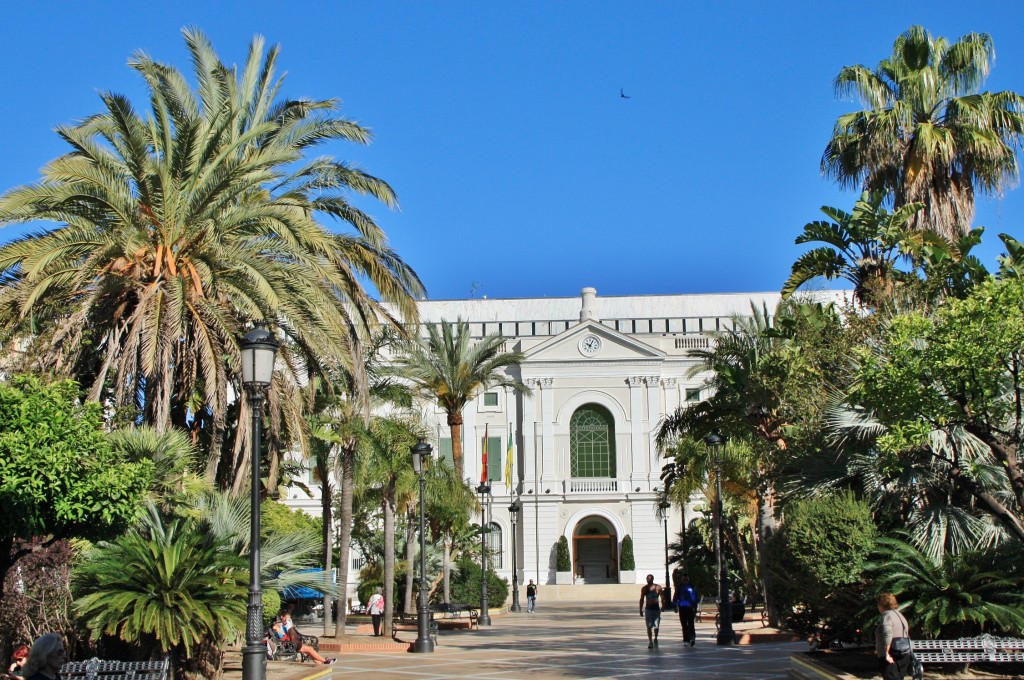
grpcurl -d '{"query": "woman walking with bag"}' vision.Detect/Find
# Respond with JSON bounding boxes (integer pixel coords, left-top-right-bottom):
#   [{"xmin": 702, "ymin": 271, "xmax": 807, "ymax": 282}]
[{"xmin": 875, "ymin": 593, "xmax": 912, "ymax": 680}]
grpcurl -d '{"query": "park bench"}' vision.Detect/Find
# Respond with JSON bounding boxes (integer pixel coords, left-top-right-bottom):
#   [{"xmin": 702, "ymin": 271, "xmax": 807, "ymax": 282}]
[
  {"xmin": 264, "ymin": 629, "xmax": 321, "ymax": 662},
  {"xmin": 61, "ymin": 658, "xmax": 169, "ymax": 680},
  {"xmin": 908, "ymin": 635, "xmax": 1024, "ymax": 679},
  {"xmin": 392, "ymin": 612, "xmax": 439, "ymax": 644},
  {"xmin": 696, "ymin": 595, "xmax": 718, "ymax": 623},
  {"xmin": 429, "ymin": 602, "xmax": 480, "ymax": 629}
]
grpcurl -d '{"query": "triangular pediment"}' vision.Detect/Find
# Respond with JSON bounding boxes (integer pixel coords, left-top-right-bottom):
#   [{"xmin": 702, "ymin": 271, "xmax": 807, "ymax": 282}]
[{"xmin": 524, "ymin": 321, "xmax": 665, "ymax": 363}]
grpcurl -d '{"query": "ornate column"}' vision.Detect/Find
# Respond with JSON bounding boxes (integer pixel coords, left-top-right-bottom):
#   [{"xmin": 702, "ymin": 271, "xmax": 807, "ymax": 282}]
[
  {"xmin": 646, "ymin": 376, "xmax": 661, "ymax": 482},
  {"xmin": 540, "ymin": 378, "xmax": 556, "ymax": 484},
  {"xmin": 628, "ymin": 376, "xmax": 645, "ymax": 485}
]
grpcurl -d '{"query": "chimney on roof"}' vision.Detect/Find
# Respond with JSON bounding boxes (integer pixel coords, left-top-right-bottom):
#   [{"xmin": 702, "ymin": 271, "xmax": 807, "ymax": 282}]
[{"xmin": 580, "ymin": 287, "xmax": 598, "ymax": 321}]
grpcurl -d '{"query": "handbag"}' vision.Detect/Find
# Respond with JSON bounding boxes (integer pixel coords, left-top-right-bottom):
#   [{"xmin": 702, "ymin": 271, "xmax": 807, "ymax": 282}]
[{"xmin": 890, "ymin": 636, "xmax": 912, "ymax": 658}]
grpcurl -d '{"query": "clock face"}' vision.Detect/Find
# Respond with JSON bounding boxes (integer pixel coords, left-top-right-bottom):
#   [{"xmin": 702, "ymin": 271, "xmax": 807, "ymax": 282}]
[{"xmin": 579, "ymin": 334, "xmax": 602, "ymax": 356}]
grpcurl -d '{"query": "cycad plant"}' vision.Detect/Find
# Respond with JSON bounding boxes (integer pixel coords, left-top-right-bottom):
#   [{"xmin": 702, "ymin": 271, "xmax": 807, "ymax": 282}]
[
  {"xmin": 866, "ymin": 536, "xmax": 1024, "ymax": 637},
  {"xmin": 74, "ymin": 505, "xmax": 247, "ymax": 672}
]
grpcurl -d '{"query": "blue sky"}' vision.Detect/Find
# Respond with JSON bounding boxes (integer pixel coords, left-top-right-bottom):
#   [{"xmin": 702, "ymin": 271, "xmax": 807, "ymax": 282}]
[{"xmin": 3, "ymin": 2, "xmax": 1024, "ymax": 300}]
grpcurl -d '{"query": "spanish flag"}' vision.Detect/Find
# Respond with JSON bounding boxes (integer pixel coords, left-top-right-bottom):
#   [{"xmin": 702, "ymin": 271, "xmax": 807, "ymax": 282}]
[
  {"xmin": 480, "ymin": 424, "xmax": 489, "ymax": 484},
  {"xmin": 504, "ymin": 428, "xmax": 514, "ymax": 489}
]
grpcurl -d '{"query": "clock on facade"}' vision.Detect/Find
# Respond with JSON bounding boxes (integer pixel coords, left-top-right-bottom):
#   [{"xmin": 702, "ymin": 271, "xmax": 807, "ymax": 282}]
[{"xmin": 578, "ymin": 334, "xmax": 602, "ymax": 356}]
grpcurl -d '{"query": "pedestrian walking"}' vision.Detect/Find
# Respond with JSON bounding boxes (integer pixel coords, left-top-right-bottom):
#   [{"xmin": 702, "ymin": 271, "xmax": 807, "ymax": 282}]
[
  {"xmin": 875, "ymin": 592, "xmax": 912, "ymax": 680},
  {"xmin": 639, "ymin": 574, "xmax": 663, "ymax": 649},
  {"xmin": 367, "ymin": 588, "xmax": 386, "ymax": 636},
  {"xmin": 526, "ymin": 579, "xmax": 537, "ymax": 613},
  {"xmin": 673, "ymin": 573, "xmax": 699, "ymax": 646}
]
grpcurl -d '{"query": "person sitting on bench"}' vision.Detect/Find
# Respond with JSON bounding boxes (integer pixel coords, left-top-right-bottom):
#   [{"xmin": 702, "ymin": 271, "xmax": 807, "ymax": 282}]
[{"xmin": 272, "ymin": 612, "xmax": 334, "ymax": 665}]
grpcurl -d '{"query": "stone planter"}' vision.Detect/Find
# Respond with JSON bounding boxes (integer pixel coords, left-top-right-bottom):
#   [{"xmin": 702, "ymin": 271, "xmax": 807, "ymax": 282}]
[
  {"xmin": 619, "ymin": 570, "xmax": 636, "ymax": 584},
  {"xmin": 556, "ymin": 570, "xmax": 573, "ymax": 584}
]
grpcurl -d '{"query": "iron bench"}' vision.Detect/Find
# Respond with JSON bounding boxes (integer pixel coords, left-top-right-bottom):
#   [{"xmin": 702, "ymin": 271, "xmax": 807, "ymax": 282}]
[
  {"xmin": 696, "ymin": 595, "xmax": 718, "ymax": 623},
  {"xmin": 61, "ymin": 658, "xmax": 169, "ymax": 680},
  {"xmin": 429, "ymin": 603, "xmax": 479, "ymax": 628},
  {"xmin": 392, "ymin": 612, "xmax": 439, "ymax": 644},
  {"xmin": 265, "ymin": 629, "xmax": 321, "ymax": 662},
  {"xmin": 909, "ymin": 634, "xmax": 1024, "ymax": 678}
]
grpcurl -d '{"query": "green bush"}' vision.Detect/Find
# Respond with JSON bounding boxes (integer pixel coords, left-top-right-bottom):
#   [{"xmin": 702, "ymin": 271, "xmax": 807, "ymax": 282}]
[
  {"xmin": 447, "ymin": 559, "xmax": 509, "ymax": 607},
  {"xmin": 620, "ymin": 535, "xmax": 635, "ymax": 570},
  {"xmin": 556, "ymin": 536, "xmax": 571, "ymax": 571},
  {"xmin": 765, "ymin": 491, "xmax": 876, "ymax": 641},
  {"xmin": 262, "ymin": 590, "xmax": 282, "ymax": 626}
]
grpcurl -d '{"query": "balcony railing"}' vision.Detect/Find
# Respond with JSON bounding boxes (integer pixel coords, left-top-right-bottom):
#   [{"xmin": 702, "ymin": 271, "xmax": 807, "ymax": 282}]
[{"xmin": 567, "ymin": 478, "xmax": 619, "ymax": 493}]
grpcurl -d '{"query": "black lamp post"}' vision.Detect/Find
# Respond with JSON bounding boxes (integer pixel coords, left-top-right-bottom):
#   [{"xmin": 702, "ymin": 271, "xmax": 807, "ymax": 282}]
[
  {"xmin": 239, "ymin": 322, "xmax": 278, "ymax": 680},
  {"xmin": 410, "ymin": 439, "xmax": 435, "ymax": 653},
  {"xmin": 477, "ymin": 481, "xmax": 492, "ymax": 625},
  {"xmin": 508, "ymin": 500, "xmax": 522, "ymax": 612},
  {"xmin": 658, "ymin": 500, "xmax": 672, "ymax": 610},
  {"xmin": 704, "ymin": 432, "xmax": 733, "ymax": 646},
  {"xmin": 680, "ymin": 462, "xmax": 688, "ymax": 575}
]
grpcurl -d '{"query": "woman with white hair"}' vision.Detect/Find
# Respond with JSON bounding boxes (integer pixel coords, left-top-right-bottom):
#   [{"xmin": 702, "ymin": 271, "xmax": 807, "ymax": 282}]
[{"xmin": 21, "ymin": 634, "xmax": 65, "ymax": 680}]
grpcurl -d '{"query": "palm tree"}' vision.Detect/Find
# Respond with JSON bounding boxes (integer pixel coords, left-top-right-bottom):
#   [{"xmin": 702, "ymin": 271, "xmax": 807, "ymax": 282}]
[
  {"xmin": 394, "ymin": 318, "xmax": 529, "ymax": 479},
  {"xmin": 822, "ymin": 25, "xmax": 1024, "ymax": 241},
  {"xmin": 783, "ymin": 192, "xmax": 925, "ymax": 308},
  {"xmin": 424, "ymin": 460, "xmax": 478, "ymax": 603},
  {"xmin": 0, "ymin": 28, "xmax": 423, "ymax": 491},
  {"xmin": 358, "ymin": 415, "xmax": 420, "ymax": 637}
]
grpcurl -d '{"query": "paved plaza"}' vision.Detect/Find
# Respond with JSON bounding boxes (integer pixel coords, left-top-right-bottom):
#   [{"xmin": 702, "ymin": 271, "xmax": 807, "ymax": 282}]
[{"xmin": 262, "ymin": 602, "xmax": 805, "ymax": 680}]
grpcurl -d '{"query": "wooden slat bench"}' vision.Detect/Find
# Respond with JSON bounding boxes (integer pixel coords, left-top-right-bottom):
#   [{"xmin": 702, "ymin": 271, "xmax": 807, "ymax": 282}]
[
  {"xmin": 61, "ymin": 658, "xmax": 169, "ymax": 680},
  {"xmin": 429, "ymin": 603, "xmax": 479, "ymax": 629},
  {"xmin": 265, "ymin": 630, "xmax": 321, "ymax": 662},
  {"xmin": 392, "ymin": 613, "xmax": 439, "ymax": 645},
  {"xmin": 910, "ymin": 635, "xmax": 1024, "ymax": 674},
  {"xmin": 696, "ymin": 595, "xmax": 718, "ymax": 623}
]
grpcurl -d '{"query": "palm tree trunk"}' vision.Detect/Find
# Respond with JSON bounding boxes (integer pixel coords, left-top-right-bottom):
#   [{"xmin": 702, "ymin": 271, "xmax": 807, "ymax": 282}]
[
  {"xmin": 403, "ymin": 510, "xmax": 415, "ymax": 614},
  {"xmin": 443, "ymin": 536, "xmax": 451, "ymax": 603},
  {"xmin": 383, "ymin": 492, "xmax": 396, "ymax": 639},
  {"xmin": 333, "ymin": 443, "xmax": 356, "ymax": 636},
  {"xmin": 321, "ymin": 456, "xmax": 334, "ymax": 637},
  {"xmin": 448, "ymin": 412, "xmax": 464, "ymax": 480}
]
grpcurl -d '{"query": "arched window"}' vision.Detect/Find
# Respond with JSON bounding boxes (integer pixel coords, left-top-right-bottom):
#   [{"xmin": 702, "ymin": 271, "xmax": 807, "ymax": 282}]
[
  {"xmin": 570, "ymin": 404, "xmax": 616, "ymax": 478},
  {"xmin": 486, "ymin": 522, "xmax": 503, "ymax": 569}
]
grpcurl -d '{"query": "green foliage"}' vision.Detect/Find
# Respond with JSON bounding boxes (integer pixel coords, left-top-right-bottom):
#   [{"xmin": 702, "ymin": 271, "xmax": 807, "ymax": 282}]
[
  {"xmin": 765, "ymin": 492, "xmax": 876, "ymax": 639},
  {"xmin": 0, "ymin": 375, "xmax": 152, "ymax": 590},
  {"xmin": 446, "ymin": 559, "xmax": 509, "ymax": 608},
  {"xmin": 619, "ymin": 535, "xmax": 635, "ymax": 570},
  {"xmin": 261, "ymin": 500, "xmax": 322, "ymax": 545},
  {"xmin": 262, "ymin": 590, "xmax": 282, "ymax": 627},
  {"xmin": 556, "ymin": 536, "xmax": 571, "ymax": 572},
  {"xmin": 74, "ymin": 505, "xmax": 246, "ymax": 661},
  {"xmin": 867, "ymin": 537, "xmax": 1024, "ymax": 637}
]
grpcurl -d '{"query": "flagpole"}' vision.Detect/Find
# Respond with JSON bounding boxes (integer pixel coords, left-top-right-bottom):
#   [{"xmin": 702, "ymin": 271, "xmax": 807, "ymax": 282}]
[{"xmin": 477, "ymin": 425, "xmax": 491, "ymax": 625}]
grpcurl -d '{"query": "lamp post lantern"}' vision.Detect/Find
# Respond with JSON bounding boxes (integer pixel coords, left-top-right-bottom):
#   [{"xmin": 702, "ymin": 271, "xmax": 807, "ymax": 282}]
[
  {"xmin": 410, "ymin": 439, "xmax": 435, "ymax": 653},
  {"xmin": 508, "ymin": 500, "xmax": 522, "ymax": 612},
  {"xmin": 477, "ymin": 481, "xmax": 492, "ymax": 625},
  {"xmin": 704, "ymin": 432, "xmax": 733, "ymax": 646},
  {"xmin": 239, "ymin": 322, "xmax": 279, "ymax": 680},
  {"xmin": 658, "ymin": 500, "xmax": 672, "ymax": 610}
]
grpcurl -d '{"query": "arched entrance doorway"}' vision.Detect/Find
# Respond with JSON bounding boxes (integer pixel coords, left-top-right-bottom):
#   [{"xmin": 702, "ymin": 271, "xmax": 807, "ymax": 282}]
[{"xmin": 572, "ymin": 516, "xmax": 618, "ymax": 584}]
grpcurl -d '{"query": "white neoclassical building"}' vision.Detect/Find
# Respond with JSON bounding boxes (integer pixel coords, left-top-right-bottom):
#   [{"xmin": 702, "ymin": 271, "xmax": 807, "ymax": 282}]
[{"xmin": 282, "ymin": 286, "xmax": 844, "ymax": 594}]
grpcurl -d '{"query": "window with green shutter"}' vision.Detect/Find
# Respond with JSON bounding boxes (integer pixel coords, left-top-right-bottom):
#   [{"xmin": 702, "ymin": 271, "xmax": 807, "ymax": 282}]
[
  {"xmin": 570, "ymin": 404, "xmax": 616, "ymax": 478},
  {"xmin": 439, "ymin": 437, "xmax": 454, "ymax": 467},
  {"xmin": 486, "ymin": 435, "xmax": 502, "ymax": 482},
  {"xmin": 483, "ymin": 392, "xmax": 499, "ymax": 406}
]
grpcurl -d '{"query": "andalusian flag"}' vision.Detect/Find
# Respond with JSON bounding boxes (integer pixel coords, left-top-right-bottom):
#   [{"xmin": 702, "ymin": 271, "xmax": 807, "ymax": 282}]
[
  {"xmin": 504, "ymin": 428, "xmax": 514, "ymax": 488},
  {"xmin": 480, "ymin": 424, "xmax": 489, "ymax": 484}
]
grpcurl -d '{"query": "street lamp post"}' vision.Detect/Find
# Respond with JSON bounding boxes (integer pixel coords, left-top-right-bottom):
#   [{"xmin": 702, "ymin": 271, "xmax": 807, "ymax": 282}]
[
  {"xmin": 704, "ymin": 432, "xmax": 733, "ymax": 646},
  {"xmin": 658, "ymin": 501, "xmax": 672, "ymax": 610},
  {"xmin": 508, "ymin": 500, "xmax": 522, "ymax": 612},
  {"xmin": 477, "ymin": 482, "xmax": 492, "ymax": 625},
  {"xmin": 239, "ymin": 323, "xmax": 279, "ymax": 680},
  {"xmin": 410, "ymin": 439, "xmax": 435, "ymax": 653}
]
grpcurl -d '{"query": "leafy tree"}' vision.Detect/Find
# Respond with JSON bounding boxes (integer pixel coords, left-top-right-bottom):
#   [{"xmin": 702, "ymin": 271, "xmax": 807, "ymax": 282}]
[
  {"xmin": 260, "ymin": 499, "xmax": 322, "ymax": 545},
  {"xmin": 423, "ymin": 459, "xmax": 476, "ymax": 604},
  {"xmin": 446, "ymin": 558, "xmax": 509, "ymax": 609},
  {"xmin": 866, "ymin": 537, "xmax": 1024, "ymax": 637},
  {"xmin": 556, "ymin": 536, "xmax": 571, "ymax": 572},
  {"xmin": 996, "ymin": 233, "xmax": 1024, "ymax": 279},
  {"xmin": 822, "ymin": 25, "xmax": 1024, "ymax": 241},
  {"xmin": 0, "ymin": 375, "xmax": 152, "ymax": 595},
  {"xmin": 764, "ymin": 493, "xmax": 876, "ymax": 640},
  {"xmin": 619, "ymin": 535, "xmax": 635, "ymax": 570},
  {"xmin": 0, "ymin": 28, "xmax": 423, "ymax": 490},
  {"xmin": 394, "ymin": 318, "xmax": 528, "ymax": 479}
]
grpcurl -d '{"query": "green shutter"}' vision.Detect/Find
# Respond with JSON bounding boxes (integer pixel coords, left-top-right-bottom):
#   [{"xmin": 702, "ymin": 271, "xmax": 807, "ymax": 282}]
[
  {"xmin": 483, "ymin": 392, "xmax": 498, "ymax": 406},
  {"xmin": 488, "ymin": 436, "xmax": 502, "ymax": 481},
  {"xmin": 439, "ymin": 438, "xmax": 454, "ymax": 466}
]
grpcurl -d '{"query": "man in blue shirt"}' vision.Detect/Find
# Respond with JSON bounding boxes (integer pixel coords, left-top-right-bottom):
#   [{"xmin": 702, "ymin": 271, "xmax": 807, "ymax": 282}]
[{"xmin": 673, "ymin": 573, "xmax": 699, "ymax": 646}]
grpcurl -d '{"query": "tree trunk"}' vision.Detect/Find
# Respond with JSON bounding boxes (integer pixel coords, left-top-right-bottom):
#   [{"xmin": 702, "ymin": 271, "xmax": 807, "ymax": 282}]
[
  {"xmin": 403, "ymin": 510, "xmax": 415, "ymax": 614},
  {"xmin": 443, "ymin": 536, "xmax": 452, "ymax": 603},
  {"xmin": 448, "ymin": 411, "xmax": 464, "ymax": 480},
  {"xmin": 383, "ymin": 491, "xmax": 396, "ymax": 638},
  {"xmin": 321, "ymin": 455, "xmax": 334, "ymax": 637},
  {"xmin": 333, "ymin": 442, "xmax": 356, "ymax": 636}
]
